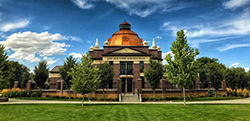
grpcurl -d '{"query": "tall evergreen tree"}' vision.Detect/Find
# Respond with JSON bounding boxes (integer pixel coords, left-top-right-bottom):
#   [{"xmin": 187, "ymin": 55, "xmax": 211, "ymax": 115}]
[
  {"xmin": 68, "ymin": 52, "xmax": 101, "ymax": 106},
  {"xmin": 99, "ymin": 62, "xmax": 114, "ymax": 101},
  {"xmin": 204, "ymin": 62, "xmax": 225, "ymax": 98},
  {"xmin": 59, "ymin": 55, "xmax": 77, "ymax": 99},
  {"xmin": 34, "ymin": 61, "xmax": 49, "ymax": 89},
  {"xmin": 165, "ymin": 30, "xmax": 199, "ymax": 106},
  {"xmin": 144, "ymin": 59, "xmax": 163, "ymax": 101},
  {"xmin": 0, "ymin": 44, "xmax": 11, "ymax": 89}
]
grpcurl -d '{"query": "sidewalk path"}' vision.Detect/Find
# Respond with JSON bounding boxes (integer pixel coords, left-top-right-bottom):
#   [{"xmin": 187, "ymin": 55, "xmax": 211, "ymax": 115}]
[{"xmin": 1, "ymin": 98, "xmax": 250, "ymax": 105}]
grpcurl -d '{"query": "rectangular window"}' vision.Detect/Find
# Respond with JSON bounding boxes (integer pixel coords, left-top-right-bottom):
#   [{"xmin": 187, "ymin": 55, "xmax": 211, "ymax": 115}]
[
  {"xmin": 120, "ymin": 62, "xmax": 126, "ymax": 75},
  {"xmin": 140, "ymin": 61, "xmax": 144, "ymax": 73},
  {"xmin": 109, "ymin": 61, "xmax": 113, "ymax": 66},
  {"xmin": 141, "ymin": 77, "xmax": 145, "ymax": 88}
]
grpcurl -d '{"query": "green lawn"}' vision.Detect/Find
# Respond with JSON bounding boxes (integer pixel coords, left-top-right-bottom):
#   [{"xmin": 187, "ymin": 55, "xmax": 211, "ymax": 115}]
[{"xmin": 0, "ymin": 104, "xmax": 250, "ymax": 121}]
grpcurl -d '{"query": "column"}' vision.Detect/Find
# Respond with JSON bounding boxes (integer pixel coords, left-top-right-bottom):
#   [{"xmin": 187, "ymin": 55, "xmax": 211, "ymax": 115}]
[
  {"xmin": 60, "ymin": 80, "xmax": 64, "ymax": 96},
  {"xmin": 133, "ymin": 63, "xmax": 140, "ymax": 94},
  {"xmin": 117, "ymin": 78, "xmax": 121, "ymax": 93},
  {"xmin": 221, "ymin": 80, "xmax": 226, "ymax": 92},
  {"xmin": 26, "ymin": 80, "xmax": 31, "ymax": 91},
  {"xmin": 13, "ymin": 81, "xmax": 19, "ymax": 88},
  {"xmin": 137, "ymin": 78, "xmax": 142, "ymax": 93},
  {"xmin": 161, "ymin": 79, "xmax": 166, "ymax": 97}
]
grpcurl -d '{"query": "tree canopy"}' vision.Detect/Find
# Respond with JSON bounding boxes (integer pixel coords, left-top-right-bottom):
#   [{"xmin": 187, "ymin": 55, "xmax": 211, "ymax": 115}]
[
  {"xmin": 34, "ymin": 61, "xmax": 49, "ymax": 89},
  {"xmin": 225, "ymin": 67, "xmax": 249, "ymax": 89},
  {"xmin": 59, "ymin": 55, "xmax": 78, "ymax": 99},
  {"xmin": 165, "ymin": 30, "xmax": 199, "ymax": 105},
  {"xmin": 68, "ymin": 52, "xmax": 101, "ymax": 106},
  {"xmin": 204, "ymin": 62, "xmax": 225, "ymax": 98},
  {"xmin": 196, "ymin": 57, "xmax": 218, "ymax": 82},
  {"xmin": 98, "ymin": 62, "xmax": 114, "ymax": 100},
  {"xmin": 144, "ymin": 59, "xmax": 163, "ymax": 100}
]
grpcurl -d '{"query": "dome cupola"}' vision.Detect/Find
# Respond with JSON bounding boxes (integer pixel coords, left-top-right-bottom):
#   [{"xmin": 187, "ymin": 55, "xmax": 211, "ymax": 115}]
[{"xmin": 108, "ymin": 21, "xmax": 143, "ymax": 46}]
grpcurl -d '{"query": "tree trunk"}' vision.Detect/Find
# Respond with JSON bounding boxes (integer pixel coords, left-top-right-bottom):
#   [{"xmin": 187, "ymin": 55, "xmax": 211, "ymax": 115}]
[
  {"xmin": 82, "ymin": 95, "xmax": 84, "ymax": 106},
  {"xmin": 153, "ymin": 90, "xmax": 155, "ymax": 101},
  {"xmin": 68, "ymin": 88, "xmax": 71, "ymax": 100},
  {"xmin": 183, "ymin": 87, "xmax": 186, "ymax": 106},
  {"xmin": 103, "ymin": 89, "xmax": 106, "ymax": 101},
  {"xmin": 215, "ymin": 90, "xmax": 218, "ymax": 99}
]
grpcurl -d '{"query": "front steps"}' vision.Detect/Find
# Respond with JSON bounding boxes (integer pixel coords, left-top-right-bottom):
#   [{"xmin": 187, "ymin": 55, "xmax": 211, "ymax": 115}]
[{"xmin": 121, "ymin": 94, "xmax": 140, "ymax": 102}]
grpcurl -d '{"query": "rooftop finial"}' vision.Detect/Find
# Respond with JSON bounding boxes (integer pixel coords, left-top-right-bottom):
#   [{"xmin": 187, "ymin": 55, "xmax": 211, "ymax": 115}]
[
  {"xmin": 151, "ymin": 38, "xmax": 157, "ymax": 49},
  {"xmin": 94, "ymin": 38, "xmax": 100, "ymax": 49}
]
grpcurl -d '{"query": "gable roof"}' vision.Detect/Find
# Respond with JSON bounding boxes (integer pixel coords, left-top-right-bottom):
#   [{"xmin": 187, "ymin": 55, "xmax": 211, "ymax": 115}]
[
  {"xmin": 50, "ymin": 66, "xmax": 62, "ymax": 73},
  {"xmin": 102, "ymin": 47, "xmax": 150, "ymax": 56}
]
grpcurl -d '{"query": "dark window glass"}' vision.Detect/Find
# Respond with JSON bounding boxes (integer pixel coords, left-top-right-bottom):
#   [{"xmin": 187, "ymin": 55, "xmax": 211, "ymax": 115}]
[
  {"xmin": 120, "ymin": 62, "xmax": 126, "ymax": 75},
  {"xmin": 140, "ymin": 61, "xmax": 144, "ymax": 73},
  {"xmin": 109, "ymin": 61, "xmax": 113, "ymax": 66},
  {"xmin": 141, "ymin": 77, "xmax": 145, "ymax": 88}
]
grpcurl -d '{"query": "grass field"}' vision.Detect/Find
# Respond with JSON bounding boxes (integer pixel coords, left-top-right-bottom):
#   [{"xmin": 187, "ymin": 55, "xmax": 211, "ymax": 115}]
[{"xmin": 0, "ymin": 104, "xmax": 250, "ymax": 121}]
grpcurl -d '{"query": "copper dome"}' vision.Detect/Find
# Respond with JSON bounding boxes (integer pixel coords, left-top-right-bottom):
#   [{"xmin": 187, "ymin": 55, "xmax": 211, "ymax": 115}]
[{"xmin": 107, "ymin": 21, "xmax": 143, "ymax": 46}]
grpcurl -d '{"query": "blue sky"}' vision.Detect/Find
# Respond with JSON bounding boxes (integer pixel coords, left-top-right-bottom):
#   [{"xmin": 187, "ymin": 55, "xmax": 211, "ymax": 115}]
[{"xmin": 0, "ymin": 0, "xmax": 250, "ymax": 72}]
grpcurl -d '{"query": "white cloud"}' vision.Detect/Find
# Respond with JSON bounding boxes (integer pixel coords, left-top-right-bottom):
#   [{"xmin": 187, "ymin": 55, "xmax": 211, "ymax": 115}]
[
  {"xmin": 223, "ymin": 0, "xmax": 250, "ymax": 10},
  {"xmin": 244, "ymin": 67, "xmax": 250, "ymax": 72},
  {"xmin": 44, "ymin": 57, "xmax": 60, "ymax": 65},
  {"xmin": 162, "ymin": 9, "xmax": 250, "ymax": 50},
  {"xmin": 155, "ymin": 36, "xmax": 162, "ymax": 39},
  {"xmin": 69, "ymin": 52, "xmax": 82, "ymax": 58},
  {"xmin": 62, "ymin": 36, "xmax": 82, "ymax": 42},
  {"xmin": 162, "ymin": 51, "xmax": 174, "ymax": 65},
  {"xmin": 230, "ymin": 62, "xmax": 240, "ymax": 66},
  {"xmin": 71, "ymin": 0, "xmax": 96, "ymax": 9},
  {"xmin": 217, "ymin": 43, "xmax": 250, "ymax": 52},
  {"xmin": 0, "ymin": 20, "xmax": 29, "ymax": 32},
  {"xmin": 0, "ymin": 31, "xmax": 70, "ymax": 62}
]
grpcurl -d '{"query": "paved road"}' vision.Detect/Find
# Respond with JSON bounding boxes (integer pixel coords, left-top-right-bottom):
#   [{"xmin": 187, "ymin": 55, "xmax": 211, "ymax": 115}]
[{"xmin": 1, "ymin": 98, "xmax": 250, "ymax": 105}]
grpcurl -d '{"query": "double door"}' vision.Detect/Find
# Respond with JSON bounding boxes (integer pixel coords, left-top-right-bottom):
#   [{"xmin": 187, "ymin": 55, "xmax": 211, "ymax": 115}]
[{"xmin": 121, "ymin": 78, "xmax": 133, "ymax": 93}]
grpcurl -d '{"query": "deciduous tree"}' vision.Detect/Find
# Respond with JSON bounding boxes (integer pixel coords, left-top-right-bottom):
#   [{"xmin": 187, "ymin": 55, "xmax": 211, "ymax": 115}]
[
  {"xmin": 165, "ymin": 30, "xmax": 199, "ymax": 106},
  {"xmin": 144, "ymin": 59, "xmax": 163, "ymax": 101},
  {"xmin": 68, "ymin": 52, "xmax": 101, "ymax": 106},
  {"xmin": 204, "ymin": 62, "xmax": 225, "ymax": 98},
  {"xmin": 98, "ymin": 62, "xmax": 114, "ymax": 101},
  {"xmin": 59, "ymin": 56, "xmax": 78, "ymax": 99}
]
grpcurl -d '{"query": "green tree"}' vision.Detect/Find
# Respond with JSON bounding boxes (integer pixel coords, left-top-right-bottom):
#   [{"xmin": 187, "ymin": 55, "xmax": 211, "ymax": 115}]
[
  {"xmin": 68, "ymin": 52, "xmax": 101, "ymax": 106},
  {"xmin": 0, "ymin": 44, "xmax": 11, "ymax": 89},
  {"xmin": 144, "ymin": 59, "xmax": 163, "ymax": 101},
  {"xmin": 34, "ymin": 61, "xmax": 49, "ymax": 89},
  {"xmin": 99, "ymin": 62, "xmax": 114, "ymax": 100},
  {"xmin": 59, "ymin": 55, "xmax": 77, "ymax": 99},
  {"xmin": 225, "ymin": 67, "xmax": 248, "ymax": 89},
  {"xmin": 21, "ymin": 71, "xmax": 31, "ymax": 89},
  {"xmin": 165, "ymin": 30, "xmax": 199, "ymax": 106},
  {"xmin": 204, "ymin": 62, "xmax": 225, "ymax": 98},
  {"xmin": 196, "ymin": 57, "xmax": 218, "ymax": 82}
]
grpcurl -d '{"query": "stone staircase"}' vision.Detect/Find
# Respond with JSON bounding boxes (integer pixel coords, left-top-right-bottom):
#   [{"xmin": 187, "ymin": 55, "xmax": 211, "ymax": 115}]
[{"xmin": 121, "ymin": 94, "xmax": 140, "ymax": 102}]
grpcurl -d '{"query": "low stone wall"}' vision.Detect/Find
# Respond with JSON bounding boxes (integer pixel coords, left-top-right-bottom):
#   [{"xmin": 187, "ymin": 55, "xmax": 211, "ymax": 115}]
[
  {"xmin": 0, "ymin": 98, "xmax": 9, "ymax": 102},
  {"xmin": 41, "ymin": 89, "xmax": 119, "ymax": 99},
  {"xmin": 141, "ymin": 89, "xmax": 227, "ymax": 98}
]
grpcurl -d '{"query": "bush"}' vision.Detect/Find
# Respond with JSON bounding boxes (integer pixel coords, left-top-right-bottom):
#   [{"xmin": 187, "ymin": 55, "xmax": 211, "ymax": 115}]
[
  {"xmin": 227, "ymin": 88, "xmax": 233, "ymax": 96},
  {"xmin": 237, "ymin": 89, "xmax": 243, "ymax": 97},
  {"xmin": 242, "ymin": 88, "xmax": 249, "ymax": 97},
  {"xmin": 208, "ymin": 90, "xmax": 215, "ymax": 97}
]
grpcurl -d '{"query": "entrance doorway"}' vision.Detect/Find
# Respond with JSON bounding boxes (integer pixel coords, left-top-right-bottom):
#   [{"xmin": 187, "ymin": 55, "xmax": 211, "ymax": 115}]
[{"xmin": 121, "ymin": 78, "xmax": 133, "ymax": 94}]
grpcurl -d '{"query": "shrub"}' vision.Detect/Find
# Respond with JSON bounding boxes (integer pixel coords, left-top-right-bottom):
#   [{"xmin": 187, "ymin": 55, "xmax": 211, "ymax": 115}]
[
  {"xmin": 237, "ymin": 89, "xmax": 243, "ymax": 97},
  {"xmin": 208, "ymin": 90, "xmax": 215, "ymax": 97},
  {"xmin": 242, "ymin": 89, "xmax": 248, "ymax": 97},
  {"xmin": 20, "ymin": 91, "xmax": 28, "ymax": 97},
  {"xmin": 227, "ymin": 88, "xmax": 233, "ymax": 96}
]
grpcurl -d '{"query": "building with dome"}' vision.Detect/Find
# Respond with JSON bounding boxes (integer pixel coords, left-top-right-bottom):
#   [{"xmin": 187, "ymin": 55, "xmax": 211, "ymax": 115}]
[
  {"xmin": 48, "ymin": 21, "xmax": 227, "ymax": 101},
  {"xmin": 89, "ymin": 21, "xmax": 163, "ymax": 95}
]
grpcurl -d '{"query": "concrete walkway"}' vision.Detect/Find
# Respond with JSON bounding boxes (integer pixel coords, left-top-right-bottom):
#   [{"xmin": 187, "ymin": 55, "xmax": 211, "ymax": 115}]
[{"xmin": 1, "ymin": 98, "xmax": 250, "ymax": 105}]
